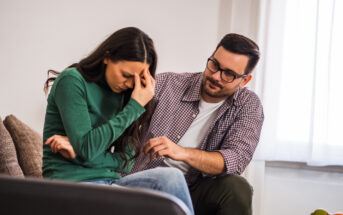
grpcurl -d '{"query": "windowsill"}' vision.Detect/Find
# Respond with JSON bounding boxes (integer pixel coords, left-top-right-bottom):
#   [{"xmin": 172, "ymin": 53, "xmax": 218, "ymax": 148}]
[{"xmin": 265, "ymin": 161, "xmax": 343, "ymax": 173}]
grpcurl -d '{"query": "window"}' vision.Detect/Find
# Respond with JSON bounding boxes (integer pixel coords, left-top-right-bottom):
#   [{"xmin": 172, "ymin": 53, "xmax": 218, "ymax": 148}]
[{"xmin": 255, "ymin": 0, "xmax": 343, "ymax": 166}]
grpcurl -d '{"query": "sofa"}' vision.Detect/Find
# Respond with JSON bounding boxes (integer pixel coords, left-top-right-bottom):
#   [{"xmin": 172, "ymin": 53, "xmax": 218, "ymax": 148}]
[{"xmin": 0, "ymin": 115, "xmax": 191, "ymax": 215}]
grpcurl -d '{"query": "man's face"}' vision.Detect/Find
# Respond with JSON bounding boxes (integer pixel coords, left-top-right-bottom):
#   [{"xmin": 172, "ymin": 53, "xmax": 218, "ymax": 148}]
[{"xmin": 201, "ymin": 46, "xmax": 252, "ymax": 103}]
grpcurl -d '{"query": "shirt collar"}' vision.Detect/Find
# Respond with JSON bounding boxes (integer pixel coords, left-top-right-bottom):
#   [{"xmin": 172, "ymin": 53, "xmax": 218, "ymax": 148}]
[
  {"xmin": 182, "ymin": 73, "xmax": 203, "ymax": 102},
  {"xmin": 230, "ymin": 88, "xmax": 241, "ymax": 106}
]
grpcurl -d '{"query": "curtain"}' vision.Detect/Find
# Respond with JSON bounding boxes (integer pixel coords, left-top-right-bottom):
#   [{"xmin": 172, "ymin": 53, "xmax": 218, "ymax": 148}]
[{"xmin": 254, "ymin": 0, "xmax": 343, "ymax": 166}]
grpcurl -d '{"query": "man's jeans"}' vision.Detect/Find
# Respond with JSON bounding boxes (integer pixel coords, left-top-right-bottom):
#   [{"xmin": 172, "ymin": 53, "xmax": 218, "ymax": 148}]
[{"xmin": 89, "ymin": 167, "xmax": 194, "ymax": 215}]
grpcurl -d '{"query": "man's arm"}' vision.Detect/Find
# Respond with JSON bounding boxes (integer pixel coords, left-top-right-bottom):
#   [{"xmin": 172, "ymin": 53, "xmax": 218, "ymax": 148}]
[
  {"xmin": 144, "ymin": 91, "xmax": 264, "ymax": 176},
  {"xmin": 183, "ymin": 148, "xmax": 225, "ymax": 175},
  {"xmin": 143, "ymin": 136, "xmax": 225, "ymax": 175}
]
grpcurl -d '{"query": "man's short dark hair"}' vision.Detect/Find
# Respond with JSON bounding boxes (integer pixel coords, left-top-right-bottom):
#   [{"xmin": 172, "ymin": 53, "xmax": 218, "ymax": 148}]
[{"xmin": 216, "ymin": 33, "xmax": 260, "ymax": 74}]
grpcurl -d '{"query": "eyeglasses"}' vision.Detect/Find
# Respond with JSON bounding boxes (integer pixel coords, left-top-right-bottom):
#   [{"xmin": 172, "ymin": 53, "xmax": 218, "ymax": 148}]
[{"xmin": 206, "ymin": 58, "xmax": 247, "ymax": 83}]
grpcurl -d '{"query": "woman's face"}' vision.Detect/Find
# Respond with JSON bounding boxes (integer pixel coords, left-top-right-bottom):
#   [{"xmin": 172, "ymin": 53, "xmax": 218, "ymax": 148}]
[{"xmin": 104, "ymin": 59, "xmax": 149, "ymax": 93}]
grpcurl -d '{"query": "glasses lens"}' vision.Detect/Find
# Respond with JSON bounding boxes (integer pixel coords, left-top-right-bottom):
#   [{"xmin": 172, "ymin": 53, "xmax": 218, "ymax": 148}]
[
  {"xmin": 207, "ymin": 59, "xmax": 236, "ymax": 83},
  {"xmin": 221, "ymin": 70, "xmax": 235, "ymax": 83},
  {"xmin": 207, "ymin": 59, "xmax": 218, "ymax": 72}
]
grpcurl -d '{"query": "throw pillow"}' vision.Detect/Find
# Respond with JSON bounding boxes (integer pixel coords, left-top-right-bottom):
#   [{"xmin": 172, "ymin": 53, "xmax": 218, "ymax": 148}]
[
  {"xmin": 4, "ymin": 115, "xmax": 43, "ymax": 177},
  {"xmin": 0, "ymin": 117, "xmax": 24, "ymax": 177}
]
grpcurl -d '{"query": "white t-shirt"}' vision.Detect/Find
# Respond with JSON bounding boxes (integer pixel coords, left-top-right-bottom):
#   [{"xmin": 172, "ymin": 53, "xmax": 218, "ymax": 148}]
[{"xmin": 163, "ymin": 98, "xmax": 225, "ymax": 174}]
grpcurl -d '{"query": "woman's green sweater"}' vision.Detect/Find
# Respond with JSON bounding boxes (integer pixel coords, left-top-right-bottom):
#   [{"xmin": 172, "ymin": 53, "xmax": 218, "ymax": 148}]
[{"xmin": 42, "ymin": 67, "xmax": 145, "ymax": 182}]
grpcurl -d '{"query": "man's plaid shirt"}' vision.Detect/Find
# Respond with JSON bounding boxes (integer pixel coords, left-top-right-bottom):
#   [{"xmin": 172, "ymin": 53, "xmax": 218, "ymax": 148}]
[{"xmin": 131, "ymin": 72, "xmax": 264, "ymax": 185}]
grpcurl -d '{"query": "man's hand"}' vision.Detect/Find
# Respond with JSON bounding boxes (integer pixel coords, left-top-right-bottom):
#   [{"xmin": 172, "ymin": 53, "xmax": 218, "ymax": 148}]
[
  {"xmin": 144, "ymin": 136, "xmax": 225, "ymax": 175},
  {"xmin": 143, "ymin": 136, "xmax": 188, "ymax": 161},
  {"xmin": 45, "ymin": 135, "xmax": 77, "ymax": 160}
]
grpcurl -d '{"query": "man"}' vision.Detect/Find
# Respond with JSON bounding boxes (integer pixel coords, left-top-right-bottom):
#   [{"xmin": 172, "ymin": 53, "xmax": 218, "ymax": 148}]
[{"xmin": 131, "ymin": 33, "xmax": 264, "ymax": 215}]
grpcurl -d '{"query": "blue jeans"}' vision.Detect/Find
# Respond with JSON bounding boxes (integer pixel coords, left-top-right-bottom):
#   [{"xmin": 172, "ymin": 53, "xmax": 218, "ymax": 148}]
[{"xmin": 89, "ymin": 167, "xmax": 194, "ymax": 215}]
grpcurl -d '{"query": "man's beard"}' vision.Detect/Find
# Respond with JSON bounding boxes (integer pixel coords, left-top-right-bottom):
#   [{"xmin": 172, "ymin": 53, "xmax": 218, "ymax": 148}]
[{"xmin": 201, "ymin": 76, "xmax": 226, "ymax": 98}]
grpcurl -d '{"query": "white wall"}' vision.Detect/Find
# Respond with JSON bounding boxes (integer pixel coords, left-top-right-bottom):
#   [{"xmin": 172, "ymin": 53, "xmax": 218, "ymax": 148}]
[
  {"xmin": 263, "ymin": 165, "xmax": 343, "ymax": 215},
  {"xmin": 0, "ymin": 0, "xmax": 221, "ymax": 132}
]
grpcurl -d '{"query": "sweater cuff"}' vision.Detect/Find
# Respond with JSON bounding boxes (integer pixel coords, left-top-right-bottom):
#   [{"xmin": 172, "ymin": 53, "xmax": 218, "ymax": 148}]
[{"xmin": 128, "ymin": 98, "xmax": 146, "ymax": 114}]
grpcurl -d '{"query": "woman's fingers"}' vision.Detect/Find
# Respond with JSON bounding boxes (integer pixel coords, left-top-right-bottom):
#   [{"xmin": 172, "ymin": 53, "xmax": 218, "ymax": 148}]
[
  {"xmin": 57, "ymin": 143, "xmax": 76, "ymax": 160},
  {"xmin": 50, "ymin": 140, "xmax": 58, "ymax": 153},
  {"xmin": 133, "ymin": 73, "xmax": 141, "ymax": 90},
  {"xmin": 151, "ymin": 75, "xmax": 155, "ymax": 88},
  {"xmin": 45, "ymin": 135, "xmax": 76, "ymax": 159},
  {"xmin": 140, "ymin": 76, "xmax": 147, "ymax": 86},
  {"xmin": 146, "ymin": 69, "xmax": 155, "ymax": 90},
  {"xmin": 59, "ymin": 149, "xmax": 72, "ymax": 160},
  {"xmin": 45, "ymin": 135, "xmax": 55, "ymax": 145},
  {"xmin": 131, "ymin": 68, "xmax": 155, "ymax": 107},
  {"xmin": 143, "ymin": 68, "xmax": 152, "ymax": 88}
]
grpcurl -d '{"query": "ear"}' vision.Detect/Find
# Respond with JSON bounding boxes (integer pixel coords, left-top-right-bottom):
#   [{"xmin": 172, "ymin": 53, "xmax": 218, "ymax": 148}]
[
  {"xmin": 239, "ymin": 74, "xmax": 252, "ymax": 88},
  {"xmin": 103, "ymin": 58, "xmax": 108, "ymax": 65}
]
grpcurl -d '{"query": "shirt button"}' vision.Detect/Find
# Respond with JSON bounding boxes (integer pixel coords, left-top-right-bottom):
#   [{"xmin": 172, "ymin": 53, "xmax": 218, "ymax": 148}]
[
  {"xmin": 177, "ymin": 135, "xmax": 181, "ymax": 139},
  {"xmin": 192, "ymin": 114, "xmax": 196, "ymax": 118}
]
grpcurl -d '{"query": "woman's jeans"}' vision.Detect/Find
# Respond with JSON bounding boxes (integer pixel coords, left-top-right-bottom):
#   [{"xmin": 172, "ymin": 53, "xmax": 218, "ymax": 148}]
[{"xmin": 89, "ymin": 167, "xmax": 194, "ymax": 215}]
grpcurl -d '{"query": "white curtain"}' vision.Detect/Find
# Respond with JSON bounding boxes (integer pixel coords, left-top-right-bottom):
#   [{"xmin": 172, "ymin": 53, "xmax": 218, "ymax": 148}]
[{"xmin": 254, "ymin": 0, "xmax": 343, "ymax": 166}]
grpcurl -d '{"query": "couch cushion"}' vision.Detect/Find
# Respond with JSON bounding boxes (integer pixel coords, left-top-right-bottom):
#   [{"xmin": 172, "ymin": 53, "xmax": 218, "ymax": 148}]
[
  {"xmin": 0, "ymin": 117, "xmax": 24, "ymax": 177},
  {"xmin": 4, "ymin": 115, "xmax": 42, "ymax": 177}
]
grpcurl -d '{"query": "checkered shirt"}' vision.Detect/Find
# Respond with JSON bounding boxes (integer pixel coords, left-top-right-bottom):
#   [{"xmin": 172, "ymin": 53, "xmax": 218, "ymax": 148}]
[{"xmin": 131, "ymin": 72, "xmax": 264, "ymax": 185}]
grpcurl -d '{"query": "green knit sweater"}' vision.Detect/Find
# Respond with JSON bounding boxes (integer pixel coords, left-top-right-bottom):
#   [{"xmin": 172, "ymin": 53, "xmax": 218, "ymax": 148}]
[{"xmin": 42, "ymin": 67, "xmax": 145, "ymax": 182}]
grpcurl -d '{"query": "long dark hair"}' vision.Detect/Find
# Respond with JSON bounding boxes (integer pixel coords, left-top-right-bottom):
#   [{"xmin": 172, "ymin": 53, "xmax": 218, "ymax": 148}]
[{"xmin": 44, "ymin": 27, "xmax": 157, "ymax": 171}]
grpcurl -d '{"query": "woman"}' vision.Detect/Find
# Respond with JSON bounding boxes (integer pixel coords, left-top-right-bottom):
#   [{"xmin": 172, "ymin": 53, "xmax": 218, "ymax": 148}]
[{"xmin": 43, "ymin": 27, "xmax": 193, "ymax": 214}]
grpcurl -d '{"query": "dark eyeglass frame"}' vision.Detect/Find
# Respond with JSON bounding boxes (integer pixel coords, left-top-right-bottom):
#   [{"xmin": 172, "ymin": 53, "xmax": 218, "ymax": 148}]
[{"xmin": 206, "ymin": 58, "xmax": 247, "ymax": 83}]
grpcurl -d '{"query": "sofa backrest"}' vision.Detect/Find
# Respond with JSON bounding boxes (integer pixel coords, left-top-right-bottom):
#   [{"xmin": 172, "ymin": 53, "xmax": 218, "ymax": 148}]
[{"xmin": 0, "ymin": 174, "xmax": 191, "ymax": 215}]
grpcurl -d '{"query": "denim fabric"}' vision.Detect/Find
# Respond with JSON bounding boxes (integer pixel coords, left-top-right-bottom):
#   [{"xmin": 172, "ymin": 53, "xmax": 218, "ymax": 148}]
[{"xmin": 89, "ymin": 167, "xmax": 194, "ymax": 215}]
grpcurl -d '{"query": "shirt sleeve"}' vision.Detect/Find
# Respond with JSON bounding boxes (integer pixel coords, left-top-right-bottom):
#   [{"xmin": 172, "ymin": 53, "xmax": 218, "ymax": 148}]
[
  {"xmin": 54, "ymin": 75, "xmax": 145, "ymax": 163},
  {"xmin": 215, "ymin": 93, "xmax": 264, "ymax": 175}
]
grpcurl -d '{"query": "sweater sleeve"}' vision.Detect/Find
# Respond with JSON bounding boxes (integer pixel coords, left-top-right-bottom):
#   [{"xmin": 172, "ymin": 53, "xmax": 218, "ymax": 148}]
[
  {"xmin": 75, "ymin": 143, "xmax": 136, "ymax": 173},
  {"xmin": 54, "ymin": 75, "xmax": 145, "ymax": 162}
]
